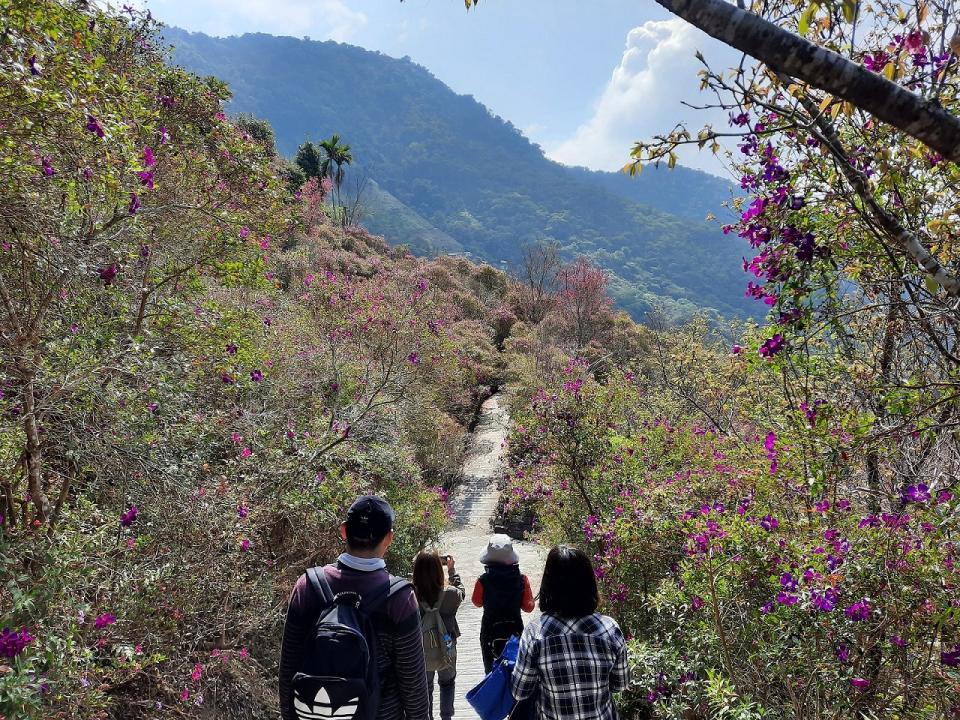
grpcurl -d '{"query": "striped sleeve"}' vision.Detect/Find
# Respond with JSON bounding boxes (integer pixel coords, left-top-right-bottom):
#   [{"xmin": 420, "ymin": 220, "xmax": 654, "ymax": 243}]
[
  {"xmin": 391, "ymin": 602, "xmax": 430, "ymax": 720},
  {"xmin": 278, "ymin": 575, "xmax": 311, "ymax": 720}
]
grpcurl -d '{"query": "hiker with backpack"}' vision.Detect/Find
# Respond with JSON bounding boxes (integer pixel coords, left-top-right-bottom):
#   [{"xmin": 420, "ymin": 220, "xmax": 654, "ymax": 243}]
[
  {"xmin": 279, "ymin": 495, "xmax": 429, "ymax": 720},
  {"xmin": 471, "ymin": 534, "xmax": 535, "ymax": 673},
  {"xmin": 412, "ymin": 551, "xmax": 465, "ymax": 720},
  {"xmin": 511, "ymin": 545, "xmax": 629, "ymax": 720}
]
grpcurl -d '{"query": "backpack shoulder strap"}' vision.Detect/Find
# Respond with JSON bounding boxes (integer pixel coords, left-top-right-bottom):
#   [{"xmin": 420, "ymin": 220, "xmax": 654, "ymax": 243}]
[{"xmin": 306, "ymin": 566, "xmax": 335, "ymax": 607}]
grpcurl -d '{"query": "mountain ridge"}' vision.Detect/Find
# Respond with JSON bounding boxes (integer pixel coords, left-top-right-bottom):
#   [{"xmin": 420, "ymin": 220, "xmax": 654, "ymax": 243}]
[{"xmin": 164, "ymin": 27, "xmax": 755, "ymax": 321}]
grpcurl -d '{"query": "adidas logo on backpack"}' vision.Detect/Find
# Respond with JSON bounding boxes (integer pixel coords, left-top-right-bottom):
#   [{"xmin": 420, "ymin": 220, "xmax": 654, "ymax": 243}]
[
  {"xmin": 294, "ymin": 687, "xmax": 360, "ymax": 719},
  {"xmin": 289, "ymin": 567, "xmax": 410, "ymax": 720}
]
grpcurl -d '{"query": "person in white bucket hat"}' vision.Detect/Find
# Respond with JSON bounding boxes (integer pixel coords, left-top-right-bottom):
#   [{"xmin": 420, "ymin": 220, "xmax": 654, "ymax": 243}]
[{"xmin": 471, "ymin": 534, "xmax": 535, "ymax": 672}]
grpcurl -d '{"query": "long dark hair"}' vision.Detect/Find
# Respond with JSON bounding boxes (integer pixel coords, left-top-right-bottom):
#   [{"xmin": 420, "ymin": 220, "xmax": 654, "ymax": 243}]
[
  {"xmin": 539, "ymin": 545, "xmax": 599, "ymax": 618},
  {"xmin": 412, "ymin": 551, "xmax": 445, "ymax": 606}
]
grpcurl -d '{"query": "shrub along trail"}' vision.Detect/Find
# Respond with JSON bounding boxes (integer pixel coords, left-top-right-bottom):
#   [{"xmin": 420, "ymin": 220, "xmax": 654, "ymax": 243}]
[{"xmin": 440, "ymin": 392, "xmax": 546, "ymax": 718}]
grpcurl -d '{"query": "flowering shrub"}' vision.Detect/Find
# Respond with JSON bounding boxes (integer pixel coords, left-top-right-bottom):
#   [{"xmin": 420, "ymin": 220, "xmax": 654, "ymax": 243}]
[
  {"xmin": 507, "ymin": 359, "xmax": 960, "ymax": 718},
  {"xmin": 0, "ymin": 4, "xmax": 508, "ymax": 717}
]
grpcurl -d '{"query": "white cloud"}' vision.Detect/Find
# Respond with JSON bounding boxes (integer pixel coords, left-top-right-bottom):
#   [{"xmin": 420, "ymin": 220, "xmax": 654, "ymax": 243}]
[
  {"xmin": 141, "ymin": 0, "xmax": 367, "ymax": 42},
  {"xmin": 547, "ymin": 18, "xmax": 739, "ymax": 177}
]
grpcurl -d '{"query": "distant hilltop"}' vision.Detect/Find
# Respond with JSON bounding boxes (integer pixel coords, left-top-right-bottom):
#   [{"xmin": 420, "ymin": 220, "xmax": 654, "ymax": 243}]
[{"xmin": 165, "ymin": 28, "xmax": 754, "ymax": 322}]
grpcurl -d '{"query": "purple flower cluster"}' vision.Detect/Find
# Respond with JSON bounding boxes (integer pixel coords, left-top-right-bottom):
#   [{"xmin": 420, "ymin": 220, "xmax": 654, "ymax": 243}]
[
  {"xmin": 120, "ymin": 505, "xmax": 138, "ymax": 527},
  {"xmin": 0, "ymin": 627, "xmax": 33, "ymax": 658}
]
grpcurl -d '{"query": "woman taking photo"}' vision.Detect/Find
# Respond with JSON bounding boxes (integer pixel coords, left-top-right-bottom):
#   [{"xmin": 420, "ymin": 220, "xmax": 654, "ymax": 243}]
[
  {"xmin": 412, "ymin": 551, "xmax": 465, "ymax": 720},
  {"xmin": 511, "ymin": 545, "xmax": 629, "ymax": 720}
]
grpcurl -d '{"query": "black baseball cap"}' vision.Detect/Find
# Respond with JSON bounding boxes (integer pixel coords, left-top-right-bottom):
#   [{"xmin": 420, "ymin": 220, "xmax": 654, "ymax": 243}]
[{"xmin": 344, "ymin": 495, "xmax": 395, "ymax": 545}]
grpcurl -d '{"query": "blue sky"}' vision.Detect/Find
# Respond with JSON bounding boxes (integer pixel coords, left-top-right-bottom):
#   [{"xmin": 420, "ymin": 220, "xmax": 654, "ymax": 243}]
[{"xmin": 136, "ymin": 0, "xmax": 738, "ymax": 176}]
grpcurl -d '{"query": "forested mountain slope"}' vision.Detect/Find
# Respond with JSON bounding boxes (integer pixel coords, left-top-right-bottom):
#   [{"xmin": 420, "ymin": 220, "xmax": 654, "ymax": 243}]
[{"xmin": 165, "ymin": 28, "xmax": 753, "ymax": 321}]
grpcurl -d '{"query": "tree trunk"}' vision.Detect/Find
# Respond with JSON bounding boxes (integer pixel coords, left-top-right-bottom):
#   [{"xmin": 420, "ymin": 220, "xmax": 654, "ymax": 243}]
[{"xmin": 655, "ymin": 0, "xmax": 960, "ymax": 165}]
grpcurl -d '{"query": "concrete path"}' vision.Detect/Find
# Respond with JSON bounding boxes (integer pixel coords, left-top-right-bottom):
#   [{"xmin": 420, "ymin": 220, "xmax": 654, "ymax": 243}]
[{"xmin": 437, "ymin": 393, "xmax": 546, "ymax": 719}]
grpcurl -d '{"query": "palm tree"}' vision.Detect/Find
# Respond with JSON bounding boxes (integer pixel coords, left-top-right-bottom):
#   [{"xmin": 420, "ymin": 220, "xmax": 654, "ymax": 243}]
[{"xmin": 319, "ymin": 134, "xmax": 353, "ymax": 214}]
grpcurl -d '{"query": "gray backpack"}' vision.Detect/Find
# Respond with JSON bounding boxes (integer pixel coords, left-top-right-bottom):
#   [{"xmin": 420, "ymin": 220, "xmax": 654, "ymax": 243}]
[{"xmin": 420, "ymin": 600, "xmax": 455, "ymax": 672}]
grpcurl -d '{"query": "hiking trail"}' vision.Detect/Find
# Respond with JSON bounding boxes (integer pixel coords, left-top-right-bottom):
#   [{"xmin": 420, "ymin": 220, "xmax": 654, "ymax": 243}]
[{"xmin": 439, "ymin": 392, "xmax": 546, "ymax": 719}]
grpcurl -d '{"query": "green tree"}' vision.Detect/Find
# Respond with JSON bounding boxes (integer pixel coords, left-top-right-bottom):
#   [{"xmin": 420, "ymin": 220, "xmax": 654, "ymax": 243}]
[
  {"xmin": 235, "ymin": 112, "xmax": 277, "ymax": 157},
  {"xmin": 319, "ymin": 133, "xmax": 354, "ymax": 195},
  {"xmin": 295, "ymin": 140, "xmax": 323, "ymax": 180}
]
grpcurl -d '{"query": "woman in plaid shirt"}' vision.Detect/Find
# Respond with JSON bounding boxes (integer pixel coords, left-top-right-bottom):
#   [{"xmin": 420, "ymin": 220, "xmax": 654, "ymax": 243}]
[{"xmin": 510, "ymin": 546, "xmax": 629, "ymax": 720}]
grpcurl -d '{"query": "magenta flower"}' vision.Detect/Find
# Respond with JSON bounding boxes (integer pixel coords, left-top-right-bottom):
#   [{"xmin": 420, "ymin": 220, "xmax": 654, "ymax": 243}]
[
  {"xmin": 760, "ymin": 515, "xmax": 779, "ymax": 531},
  {"xmin": 94, "ymin": 613, "xmax": 116, "ymax": 629},
  {"xmin": 85, "ymin": 115, "xmax": 105, "ymax": 137},
  {"xmin": 240, "ymin": 447, "xmax": 252, "ymax": 458},
  {"xmin": 239, "ymin": 227, "xmax": 250, "ymax": 238},
  {"xmin": 128, "ymin": 192, "xmax": 141, "ymax": 215},
  {"xmin": 28, "ymin": 55, "xmax": 41, "ymax": 76},
  {"xmin": 759, "ymin": 334, "xmax": 786, "ymax": 358},
  {"xmin": 407, "ymin": 351, "xmax": 420, "ymax": 365},
  {"xmin": 942, "ymin": 647, "xmax": 960, "ymax": 667},
  {"xmin": 850, "ymin": 678, "xmax": 870, "ymax": 691},
  {"xmin": 863, "ymin": 51, "xmax": 890, "ymax": 72},
  {"xmin": 238, "ymin": 505, "xmax": 249, "ymax": 518},
  {"xmin": 250, "ymin": 369, "xmax": 263, "ymax": 382},
  {"xmin": 810, "ymin": 589, "xmax": 837, "ymax": 612},
  {"xmin": 240, "ymin": 538, "xmax": 251, "ymax": 552},
  {"xmin": 901, "ymin": 484, "xmax": 930, "ymax": 504},
  {"xmin": 99, "ymin": 265, "xmax": 118, "ymax": 285},
  {"xmin": 844, "ymin": 600, "xmax": 871, "ymax": 622},
  {"xmin": 40, "ymin": 157, "xmax": 55, "ymax": 177},
  {"xmin": 119, "ymin": 505, "xmax": 138, "ymax": 527},
  {"xmin": 158, "ymin": 127, "xmax": 170, "ymax": 145},
  {"xmin": 226, "ymin": 343, "xmax": 238, "ymax": 355},
  {"xmin": 221, "ymin": 373, "xmax": 235, "ymax": 384},
  {"xmin": 143, "ymin": 146, "xmax": 156, "ymax": 167},
  {"xmin": 779, "ymin": 572, "xmax": 798, "ymax": 591},
  {"xmin": 690, "ymin": 596, "xmax": 704, "ymax": 611},
  {"xmin": 136, "ymin": 170, "xmax": 154, "ymax": 189},
  {"xmin": 835, "ymin": 643, "xmax": 850, "ymax": 663},
  {"xmin": 763, "ymin": 432, "xmax": 776, "ymax": 453},
  {"xmin": 0, "ymin": 627, "xmax": 33, "ymax": 658},
  {"xmin": 731, "ymin": 344, "xmax": 743, "ymax": 355},
  {"xmin": 191, "ymin": 663, "xmax": 203, "ymax": 682}
]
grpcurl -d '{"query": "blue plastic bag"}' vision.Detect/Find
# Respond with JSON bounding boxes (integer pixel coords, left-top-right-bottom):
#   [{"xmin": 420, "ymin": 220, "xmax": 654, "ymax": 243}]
[{"xmin": 466, "ymin": 636, "xmax": 522, "ymax": 720}]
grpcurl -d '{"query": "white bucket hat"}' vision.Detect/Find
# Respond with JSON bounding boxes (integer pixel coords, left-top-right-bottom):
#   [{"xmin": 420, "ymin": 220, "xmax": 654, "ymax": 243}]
[{"xmin": 479, "ymin": 533, "xmax": 520, "ymax": 565}]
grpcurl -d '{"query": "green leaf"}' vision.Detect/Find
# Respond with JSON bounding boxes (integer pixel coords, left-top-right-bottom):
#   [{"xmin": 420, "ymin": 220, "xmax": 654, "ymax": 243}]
[{"xmin": 798, "ymin": 3, "xmax": 818, "ymax": 35}]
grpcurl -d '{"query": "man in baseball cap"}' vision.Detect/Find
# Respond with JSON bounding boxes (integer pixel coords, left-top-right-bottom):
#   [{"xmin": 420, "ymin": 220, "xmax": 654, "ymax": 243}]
[
  {"xmin": 280, "ymin": 496, "xmax": 429, "ymax": 720},
  {"xmin": 343, "ymin": 495, "xmax": 396, "ymax": 552}
]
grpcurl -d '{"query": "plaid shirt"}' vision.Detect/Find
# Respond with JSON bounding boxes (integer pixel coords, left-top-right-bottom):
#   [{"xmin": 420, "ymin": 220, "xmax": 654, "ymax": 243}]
[{"xmin": 511, "ymin": 613, "xmax": 628, "ymax": 720}]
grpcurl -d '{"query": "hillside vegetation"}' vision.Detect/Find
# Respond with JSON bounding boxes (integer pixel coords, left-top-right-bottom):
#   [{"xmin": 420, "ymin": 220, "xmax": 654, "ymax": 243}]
[
  {"xmin": 3, "ymin": 3, "xmax": 959, "ymax": 720},
  {"xmin": 164, "ymin": 28, "xmax": 753, "ymax": 322}
]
